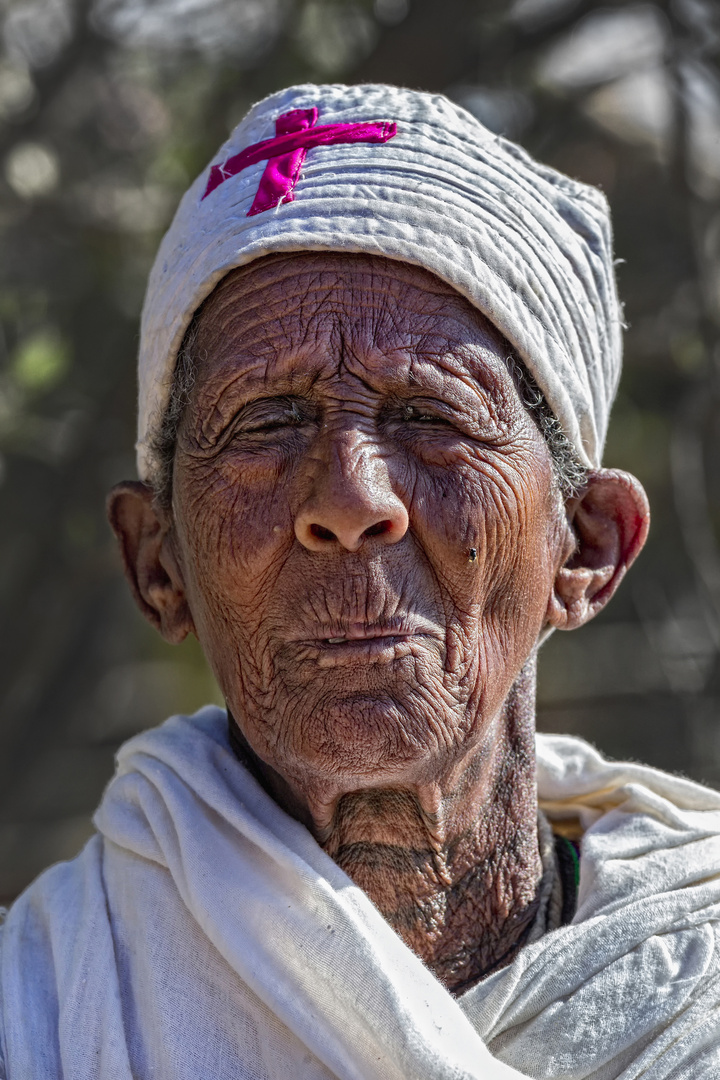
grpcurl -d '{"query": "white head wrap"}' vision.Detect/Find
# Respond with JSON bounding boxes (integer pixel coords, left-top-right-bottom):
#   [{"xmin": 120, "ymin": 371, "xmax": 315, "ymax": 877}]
[{"xmin": 137, "ymin": 82, "xmax": 622, "ymax": 482}]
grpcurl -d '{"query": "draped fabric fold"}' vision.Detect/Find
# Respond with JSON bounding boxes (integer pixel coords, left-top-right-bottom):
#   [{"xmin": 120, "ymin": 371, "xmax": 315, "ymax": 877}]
[{"xmin": 1, "ymin": 708, "xmax": 720, "ymax": 1079}]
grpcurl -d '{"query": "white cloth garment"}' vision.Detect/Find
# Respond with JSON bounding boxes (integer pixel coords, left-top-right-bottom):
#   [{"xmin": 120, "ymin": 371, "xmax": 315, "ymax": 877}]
[
  {"xmin": 136, "ymin": 82, "xmax": 622, "ymax": 482},
  {"xmin": 1, "ymin": 707, "xmax": 720, "ymax": 1080}
]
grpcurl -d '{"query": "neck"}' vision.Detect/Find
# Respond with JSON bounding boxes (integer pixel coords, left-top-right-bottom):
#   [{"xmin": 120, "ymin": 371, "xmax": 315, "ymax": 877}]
[{"xmin": 228, "ymin": 659, "xmax": 542, "ymax": 995}]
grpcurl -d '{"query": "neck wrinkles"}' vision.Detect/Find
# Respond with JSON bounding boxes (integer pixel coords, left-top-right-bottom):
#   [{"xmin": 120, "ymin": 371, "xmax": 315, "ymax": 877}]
[{"xmin": 228, "ymin": 656, "xmax": 543, "ymax": 995}]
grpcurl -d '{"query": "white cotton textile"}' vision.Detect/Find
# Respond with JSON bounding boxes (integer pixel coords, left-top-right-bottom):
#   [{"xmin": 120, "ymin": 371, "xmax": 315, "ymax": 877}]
[
  {"xmin": 136, "ymin": 82, "xmax": 622, "ymax": 482},
  {"xmin": 2, "ymin": 708, "xmax": 720, "ymax": 1080}
]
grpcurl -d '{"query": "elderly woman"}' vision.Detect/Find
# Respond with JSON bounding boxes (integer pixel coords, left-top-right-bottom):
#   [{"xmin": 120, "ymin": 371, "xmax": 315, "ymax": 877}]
[{"xmin": 2, "ymin": 83, "xmax": 720, "ymax": 1080}]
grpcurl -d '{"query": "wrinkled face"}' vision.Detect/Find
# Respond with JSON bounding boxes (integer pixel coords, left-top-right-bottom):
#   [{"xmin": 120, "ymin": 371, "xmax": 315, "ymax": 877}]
[{"xmin": 171, "ymin": 254, "xmax": 568, "ymax": 795}]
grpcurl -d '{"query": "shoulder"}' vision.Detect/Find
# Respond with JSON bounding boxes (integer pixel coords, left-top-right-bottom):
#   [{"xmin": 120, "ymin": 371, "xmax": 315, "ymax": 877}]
[
  {"xmin": 0, "ymin": 836, "xmax": 108, "ymax": 1080},
  {"xmin": 0, "ymin": 920, "xmax": 5, "ymax": 1080},
  {"xmin": 536, "ymin": 731, "xmax": 720, "ymax": 829}
]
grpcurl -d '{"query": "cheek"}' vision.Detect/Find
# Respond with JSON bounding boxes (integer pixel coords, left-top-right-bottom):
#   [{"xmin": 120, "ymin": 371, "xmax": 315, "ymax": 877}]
[
  {"xmin": 408, "ymin": 449, "xmax": 554, "ymax": 593},
  {"xmin": 474, "ymin": 463, "xmax": 558, "ymax": 674},
  {"xmin": 183, "ymin": 456, "xmax": 292, "ymax": 561},
  {"xmin": 410, "ymin": 451, "xmax": 557, "ymax": 678},
  {"xmin": 173, "ymin": 458, "xmax": 297, "ymax": 642}
]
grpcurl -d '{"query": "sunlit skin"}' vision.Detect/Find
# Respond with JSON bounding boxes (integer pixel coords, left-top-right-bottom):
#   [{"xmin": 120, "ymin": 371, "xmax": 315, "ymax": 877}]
[{"xmin": 109, "ymin": 253, "xmax": 649, "ymax": 993}]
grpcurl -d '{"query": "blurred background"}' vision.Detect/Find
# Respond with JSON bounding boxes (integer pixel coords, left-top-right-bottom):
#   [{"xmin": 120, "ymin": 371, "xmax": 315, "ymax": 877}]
[{"xmin": 0, "ymin": 0, "xmax": 719, "ymax": 900}]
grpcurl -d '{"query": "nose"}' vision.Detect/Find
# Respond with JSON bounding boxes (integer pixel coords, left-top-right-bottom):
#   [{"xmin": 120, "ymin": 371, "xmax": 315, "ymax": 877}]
[{"xmin": 294, "ymin": 430, "xmax": 409, "ymax": 553}]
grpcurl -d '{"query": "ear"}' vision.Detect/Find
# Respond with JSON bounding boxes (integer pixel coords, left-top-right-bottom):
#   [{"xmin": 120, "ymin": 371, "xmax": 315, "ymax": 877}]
[
  {"xmin": 546, "ymin": 469, "xmax": 649, "ymax": 632},
  {"xmin": 106, "ymin": 481, "xmax": 195, "ymax": 644}
]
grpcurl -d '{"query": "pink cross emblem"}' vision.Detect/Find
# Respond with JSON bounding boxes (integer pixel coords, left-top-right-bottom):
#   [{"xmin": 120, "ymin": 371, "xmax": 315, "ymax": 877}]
[{"xmin": 202, "ymin": 107, "xmax": 397, "ymax": 215}]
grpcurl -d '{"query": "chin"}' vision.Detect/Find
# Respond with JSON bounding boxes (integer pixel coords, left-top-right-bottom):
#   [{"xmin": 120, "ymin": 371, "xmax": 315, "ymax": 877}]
[{"xmin": 271, "ymin": 690, "xmax": 462, "ymax": 786}]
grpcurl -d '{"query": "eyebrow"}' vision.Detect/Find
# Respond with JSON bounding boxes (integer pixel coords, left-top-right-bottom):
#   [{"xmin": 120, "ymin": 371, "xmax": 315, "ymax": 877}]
[{"xmin": 197, "ymin": 352, "xmax": 499, "ymax": 410}]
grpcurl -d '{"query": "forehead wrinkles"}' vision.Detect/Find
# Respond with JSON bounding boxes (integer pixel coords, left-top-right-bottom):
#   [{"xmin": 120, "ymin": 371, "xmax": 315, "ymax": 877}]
[
  {"xmin": 194, "ymin": 258, "xmax": 506, "ymax": 392},
  {"xmin": 198, "ymin": 253, "xmax": 490, "ymax": 347},
  {"xmin": 204, "ymin": 252, "xmax": 462, "ymax": 320}
]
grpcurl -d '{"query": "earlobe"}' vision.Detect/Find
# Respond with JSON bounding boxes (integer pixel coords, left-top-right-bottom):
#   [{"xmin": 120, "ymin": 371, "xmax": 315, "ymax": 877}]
[
  {"xmin": 106, "ymin": 481, "xmax": 195, "ymax": 644},
  {"xmin": 546, "ymin": 469, "xmax": 650, "ymax": 632}
]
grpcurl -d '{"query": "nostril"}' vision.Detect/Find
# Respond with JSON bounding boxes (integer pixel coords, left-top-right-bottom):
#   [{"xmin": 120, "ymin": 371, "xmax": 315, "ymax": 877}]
[
  {"xmin": 309, "ymin": 523, "xmax": 337, "ymax": 542},
  {"xmin": 362, "ymin": 519, "xmax": 393, "ymax": 539}
]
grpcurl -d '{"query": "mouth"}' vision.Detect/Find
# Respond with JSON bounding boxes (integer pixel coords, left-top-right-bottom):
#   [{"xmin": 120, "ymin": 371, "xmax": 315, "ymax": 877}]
[
  {"xmin": 288, "ymin": 620, "xmax": 441, "ymax": 665},
  {"xmin": 322, "ymin": 628, "xmax": 411, "ymax": 645},
  {"xmin": 306, "ymin": 620, "xmax": 438, "ymax": 646},
  {"xmin": 319, "ymin": 634, "xmax": 412, "ymax": 649},
  {"xmin": 310, "ymin": 635, "xmax": 427, "ymax": 666}
]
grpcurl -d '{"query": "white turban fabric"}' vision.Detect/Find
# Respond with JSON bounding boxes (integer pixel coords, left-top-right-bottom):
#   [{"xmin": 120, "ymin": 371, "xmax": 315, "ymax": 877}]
[{"xmin": 137, "ymin": 82, "xmax": 623, "ymax": 483}]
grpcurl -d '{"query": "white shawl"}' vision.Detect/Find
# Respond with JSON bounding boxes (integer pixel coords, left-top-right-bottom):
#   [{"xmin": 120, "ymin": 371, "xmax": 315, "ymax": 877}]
[{"xmin": 1, "ymin": 707, "xmax": 720, "ymax": 1079}]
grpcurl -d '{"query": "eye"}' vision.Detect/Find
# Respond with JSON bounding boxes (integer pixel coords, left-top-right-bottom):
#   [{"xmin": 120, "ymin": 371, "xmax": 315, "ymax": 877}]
[
  {"xmin": 234, "ymin": 396, "xmax": 315, "ymax": 435},
  {"xmin": 399, "ymin": 403, "xmax": 452, "ymax": 426}
]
